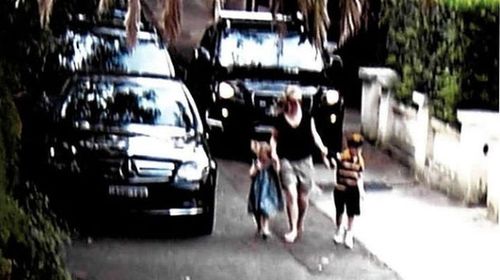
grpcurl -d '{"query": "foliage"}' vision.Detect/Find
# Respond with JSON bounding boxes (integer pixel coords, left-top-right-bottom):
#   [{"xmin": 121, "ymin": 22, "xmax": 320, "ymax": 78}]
[
  {"xmin": 381, "ymin": 0, "xmax": 499, "ymax": 122},
  {"xmin": 442, "ymin": 0, "xmax": 500, "ymax": 8},
  {"xmin": 1, "ymin": 62, "xmax": 71, "ymax": 280},
  {"xmin": 1, "ymin": 0, "xmax": 72, "ymax": 279}
]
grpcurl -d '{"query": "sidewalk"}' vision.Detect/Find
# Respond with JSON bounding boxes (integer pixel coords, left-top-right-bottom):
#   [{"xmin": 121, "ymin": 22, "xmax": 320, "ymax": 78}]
[{"xmin": 310, "ymin": 109, "xmax": 500, "ymax": 280}]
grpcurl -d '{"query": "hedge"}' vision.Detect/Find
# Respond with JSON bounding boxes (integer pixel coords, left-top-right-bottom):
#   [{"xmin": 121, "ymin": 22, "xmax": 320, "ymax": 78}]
[{"xmin": 381, "ymin": 0, "xmax": 499, "ymax": 123}]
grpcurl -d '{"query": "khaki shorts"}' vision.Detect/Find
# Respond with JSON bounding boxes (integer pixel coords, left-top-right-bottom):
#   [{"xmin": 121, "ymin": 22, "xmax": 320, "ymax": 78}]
[{"xmin": 280, "ymin": 156, "xmax": 314, "ymax": 192}]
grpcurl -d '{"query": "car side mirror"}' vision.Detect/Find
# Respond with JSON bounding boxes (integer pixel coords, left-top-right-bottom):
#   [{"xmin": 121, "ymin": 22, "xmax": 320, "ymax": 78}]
[
  {"xmin": 330, "ymin": 55, "xmax": 343, "ymax": 69},
  {"xmin": 194, "ymin": 46, "xmax": 211, "ymax": 63},
  {"xmin": 327, "ymin": 54, "xmax": 343, "ymax": 79}
]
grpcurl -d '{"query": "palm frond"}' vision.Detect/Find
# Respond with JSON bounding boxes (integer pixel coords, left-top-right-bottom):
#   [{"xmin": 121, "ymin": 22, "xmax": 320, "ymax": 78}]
[
  {"xmin": 161, "ymin": 0, "xmax": 182, "ymax": 42},
  {"xmin": 313, "ymin": 0, "xmax": 330, "ymax": 49},
  {"xmin": 125, "ymin": 0, "xmax": 141, "ymax": 48},
  {"xmin": 339, "ymin": 0, "xmax": 368, "ymax": 46},
  {"xmin": 296, "ymin": 0, "xmax": 330, "ymax": 49},
  {"xmin": 38, "ymin": 0, "xmax": 54, "ymax": 28},
  {"xmin": 98, "ymin": 0, "xmax": 114, "ymax": 15}
]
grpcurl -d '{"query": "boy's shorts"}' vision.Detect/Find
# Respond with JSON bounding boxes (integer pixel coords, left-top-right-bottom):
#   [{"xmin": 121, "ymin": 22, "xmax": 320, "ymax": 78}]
[
  {"xmin": 334, "ymin": 187, "xmax": 360, "ymax": 216},
  {"xmin": 280, "ymin": 156, "xmax": 314, "ymax": 192}
]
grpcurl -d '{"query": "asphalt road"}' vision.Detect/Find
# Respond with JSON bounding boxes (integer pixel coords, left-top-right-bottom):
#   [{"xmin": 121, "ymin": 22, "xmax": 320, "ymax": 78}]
[
  {"xmin": 67, "ymin": 158, "xmax": 400, "ymax": 280},
  {"xmin": 67, "ymin": 1, "xmax": 399, "ymax": 279}
]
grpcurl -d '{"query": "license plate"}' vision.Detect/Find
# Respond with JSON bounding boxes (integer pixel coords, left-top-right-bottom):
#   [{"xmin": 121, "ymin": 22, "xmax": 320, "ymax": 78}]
[{"xmin": 108, "ymin": 185, "xmax": 148, "ymax": 198}]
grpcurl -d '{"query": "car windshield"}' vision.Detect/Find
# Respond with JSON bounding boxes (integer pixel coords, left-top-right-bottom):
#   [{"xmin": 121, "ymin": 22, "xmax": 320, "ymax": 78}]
[
  {"xmin": 59, "ymin": 29, "xmax": 175, "ymax": 77},
  {"xmin": 61, "ymin": 78, "xmax": 194, "ymax": 129},
  {"xmin": 218, "ymin": 28, "xmax": 324, "ymax": 72}
]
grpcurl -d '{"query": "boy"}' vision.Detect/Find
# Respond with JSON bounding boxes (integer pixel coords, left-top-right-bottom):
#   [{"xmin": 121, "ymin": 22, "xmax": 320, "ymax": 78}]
[{"xmin": 332, "ymin": 133, "xmax": 365, "ymax": 249}]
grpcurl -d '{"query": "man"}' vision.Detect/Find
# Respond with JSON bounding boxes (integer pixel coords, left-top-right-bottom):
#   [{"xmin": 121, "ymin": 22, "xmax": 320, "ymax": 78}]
[{"xmin": 270, "ymin": 85, "xmax": 329, "ymax": 243}]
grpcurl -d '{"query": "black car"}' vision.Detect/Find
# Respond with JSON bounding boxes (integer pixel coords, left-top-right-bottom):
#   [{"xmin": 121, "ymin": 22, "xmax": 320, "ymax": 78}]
[
  {"xmin": 40, "ymin": 20, "xmax": 217, "ymax": 234},
  {"xmin": 187, "ymin": 10, "xmax": 344, "ymax": 155}
]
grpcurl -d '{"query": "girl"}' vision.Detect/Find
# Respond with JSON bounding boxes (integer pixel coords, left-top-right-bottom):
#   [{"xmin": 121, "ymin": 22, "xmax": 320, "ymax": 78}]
[{"xmin": 248, "ymin": 141, "xmax": 284, "ymax": 240}]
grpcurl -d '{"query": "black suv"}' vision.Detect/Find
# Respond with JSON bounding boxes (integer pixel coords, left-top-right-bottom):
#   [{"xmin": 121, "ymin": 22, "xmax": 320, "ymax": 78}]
[
  {"xmin": 40, "ymin": 17, "xmax": 217, "ymax": 234},
  {"xmin": 187, "ymin": 10, "xmax": 344, "ymax": 155}
]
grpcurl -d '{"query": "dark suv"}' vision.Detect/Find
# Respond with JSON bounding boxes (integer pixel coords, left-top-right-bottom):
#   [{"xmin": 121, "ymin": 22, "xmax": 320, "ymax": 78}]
[
  {"xmin": 40, "ymin": 18, "xmax": 217, "ymax": 234},
  {"xmin": 187, "ymin": 10, "xmax": 344, "ymax": 155}
]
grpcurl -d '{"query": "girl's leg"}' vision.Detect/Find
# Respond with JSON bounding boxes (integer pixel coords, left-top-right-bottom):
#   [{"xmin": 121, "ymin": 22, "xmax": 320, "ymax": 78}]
[
  {"xmin": 254, "ymin": 212, "xmax": 262, "ymax": 234},
  {"xmin": 260, "ymin": 216, "xmax": 271, "ymax": 238}
]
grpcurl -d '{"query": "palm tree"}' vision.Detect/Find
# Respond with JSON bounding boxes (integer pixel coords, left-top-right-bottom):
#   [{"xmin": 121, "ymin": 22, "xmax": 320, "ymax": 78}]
[
  {"xmin": 244, "ymin": 0, "xmax": 370, "ymax": 47},
  {"xmin": 37, "ymin": 0, "xmax": 183, "ymax": 47},
  {"xmin": 38, "ymin": 0, "xmax": 368, "ymax": 48}
]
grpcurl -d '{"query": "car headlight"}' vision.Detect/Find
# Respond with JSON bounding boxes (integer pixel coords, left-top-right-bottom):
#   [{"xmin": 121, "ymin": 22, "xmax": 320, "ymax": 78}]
[
  {"xmin": 219, "ymin": 82, "xmax": 235, "ymax": 99},
  {"xmin": 176, "ymin": 161, "xmax": 209, "ymax": 182},
  {"xmin": 48, "ymin": 143, "xmax": 80, "ymax": 172},
  {"xmin": 325, "ymin": 89, "xmax": 339, "ymax": 105}
]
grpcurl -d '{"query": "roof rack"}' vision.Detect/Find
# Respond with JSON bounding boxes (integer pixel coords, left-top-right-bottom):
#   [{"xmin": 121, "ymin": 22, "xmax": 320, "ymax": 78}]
[{"xmin": 216, "ymin": 9, "xmax": 292, "ymax": 22}]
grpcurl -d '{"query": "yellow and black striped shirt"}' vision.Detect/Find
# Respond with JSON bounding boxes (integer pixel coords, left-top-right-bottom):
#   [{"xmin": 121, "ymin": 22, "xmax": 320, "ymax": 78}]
[{"xmin": 336, "ymin": 149, "xmax": 364, "ymax": 190}]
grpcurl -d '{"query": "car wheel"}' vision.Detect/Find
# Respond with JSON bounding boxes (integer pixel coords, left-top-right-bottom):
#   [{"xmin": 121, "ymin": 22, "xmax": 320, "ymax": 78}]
[{"xmin": 199, "ymin": 190, "xmax": 216, "ymax": 235}]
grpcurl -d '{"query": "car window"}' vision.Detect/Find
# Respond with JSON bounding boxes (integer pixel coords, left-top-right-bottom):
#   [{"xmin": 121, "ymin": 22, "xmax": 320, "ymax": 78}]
[
  {"xmin": 61, "ymin": 79, "xmax": 194, "ymax": 129},
  {"xmin": 59, "ymin": 29, "xmax": 175, "ymax": 77},
  {"xmin": 218, "ymin": 28, "xmax": 324, "ymax": 72}
]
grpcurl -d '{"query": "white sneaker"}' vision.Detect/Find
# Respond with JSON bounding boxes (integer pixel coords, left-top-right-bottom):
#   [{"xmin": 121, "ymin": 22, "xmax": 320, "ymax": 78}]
[
  {"xmin": 344, "ymin": 230, "xmax": 354, "ymax": 249},
  {"xmin": 333, "ymin": 227, "xmax": 345, "ymax": 244}
]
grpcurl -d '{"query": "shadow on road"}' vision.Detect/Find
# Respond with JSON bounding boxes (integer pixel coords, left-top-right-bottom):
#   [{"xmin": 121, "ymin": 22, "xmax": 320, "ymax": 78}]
[{"xmin": 64, "ymin": 212, "xmax": 210, "ymax": 240}]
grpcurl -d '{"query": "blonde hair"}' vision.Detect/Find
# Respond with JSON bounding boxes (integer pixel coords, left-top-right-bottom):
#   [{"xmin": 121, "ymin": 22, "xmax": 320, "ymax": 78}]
[
  {"xmin": 283, "ymin": 85, "xmax": 302, "ymax": 103},
  {"xmin": 251, "ymin": 140, "xmax": 272, "ymax": 159}
]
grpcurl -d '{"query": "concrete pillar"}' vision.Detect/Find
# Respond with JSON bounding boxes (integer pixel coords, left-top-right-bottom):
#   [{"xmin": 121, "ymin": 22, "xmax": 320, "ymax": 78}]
[
  {"xmin": 457, "ymin": 110, "xmax": 500, "ymax": 215},
  {"xmin": 358, "ymin": 68, "xmax": 399, "ymax": 143},
  {"xmin": 377, "ymin": 87, "xmax": 392, "ymax": 145},
  {"xmin": 487, "ymin": 140, "xmax": 500, "ymax": 223},
  {"xmin": 412, "ymin": 91, "xmax": 430, "ymax": 175}
]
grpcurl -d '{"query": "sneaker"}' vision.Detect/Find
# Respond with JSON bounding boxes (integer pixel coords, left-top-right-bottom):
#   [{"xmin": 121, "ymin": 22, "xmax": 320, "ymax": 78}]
[
  {"xmin": 344, "ymin": 230, "xmax": 354, "ymax": 249},
  {"xmin": 333, "ymin": 227, "xmax": 345, "ymax": 244}
]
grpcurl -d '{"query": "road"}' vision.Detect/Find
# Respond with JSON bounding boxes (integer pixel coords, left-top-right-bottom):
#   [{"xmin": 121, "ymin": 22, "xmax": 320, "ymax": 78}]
[
  {"xmin": 67, "ymin": 158, "xmax": 400, "ymax": 280},
  {"xmin": 66, "ymin": 1, "xmax": 399, "ymax": 279}
]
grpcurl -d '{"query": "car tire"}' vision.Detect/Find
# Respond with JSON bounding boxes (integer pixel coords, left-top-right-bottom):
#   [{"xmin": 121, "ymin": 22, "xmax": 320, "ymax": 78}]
[{"xmin": 199, "ymin": 189, "xmax": 216, "ymax": 235}]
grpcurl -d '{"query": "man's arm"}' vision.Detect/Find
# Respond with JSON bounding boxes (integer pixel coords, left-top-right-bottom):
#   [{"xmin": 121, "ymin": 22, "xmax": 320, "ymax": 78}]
[
  {"xmin": 310, "ymin": 118, "xmax": 328, "ymax": 156},
  {"xmin": 270, "ymin": 128, "xmax": 280, "ymax": 171},
  {"xmin": 311, "ymin": 118, "xmax": 330, "ymax": 168}
]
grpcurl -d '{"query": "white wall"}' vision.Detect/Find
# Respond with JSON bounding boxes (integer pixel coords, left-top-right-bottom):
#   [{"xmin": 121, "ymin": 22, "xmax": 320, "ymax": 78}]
[{"xmin": 359, "ymin": 67, "xmax": 500, "ymax": 222}]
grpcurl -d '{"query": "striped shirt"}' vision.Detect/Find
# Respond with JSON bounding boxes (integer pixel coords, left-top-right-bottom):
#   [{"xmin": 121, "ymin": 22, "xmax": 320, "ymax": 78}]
[{"xmin": 336, "ymin": 149, "xmax": 364, "ymax": 190}]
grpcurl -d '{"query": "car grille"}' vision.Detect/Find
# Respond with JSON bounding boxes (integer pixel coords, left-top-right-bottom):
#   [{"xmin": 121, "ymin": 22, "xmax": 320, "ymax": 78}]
[
  {"xmin": 95, "ymin": 157, "xmax": 176, "ymax": 183},
  {"xmin": 252, "ymin": 94, "xmax": 279, "ymax": 118}
]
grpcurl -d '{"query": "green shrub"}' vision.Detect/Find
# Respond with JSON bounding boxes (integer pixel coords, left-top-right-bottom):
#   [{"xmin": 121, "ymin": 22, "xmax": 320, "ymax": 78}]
[
  {"xmin": 1, "ymin": 64, "xmax": 70, "ymax": 280},
  {"xmin": 381, "ymin": 0, "xmax": 499, "ymax": 122}
]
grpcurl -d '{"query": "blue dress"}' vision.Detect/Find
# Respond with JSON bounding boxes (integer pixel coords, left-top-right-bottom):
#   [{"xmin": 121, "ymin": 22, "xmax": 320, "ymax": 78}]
[{"xmin": 247, "ymin": 163, "xmax": 284, "ymax": 217}]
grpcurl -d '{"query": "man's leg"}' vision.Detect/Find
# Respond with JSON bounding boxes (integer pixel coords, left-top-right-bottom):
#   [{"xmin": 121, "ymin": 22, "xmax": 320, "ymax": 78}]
[
  {"xmin": 284, "ymin": 185, "xmax": 299, "ymax": 243},
  {"xmin": 297, "ymin": 189, "xmax": 309, "ymax": 234}
]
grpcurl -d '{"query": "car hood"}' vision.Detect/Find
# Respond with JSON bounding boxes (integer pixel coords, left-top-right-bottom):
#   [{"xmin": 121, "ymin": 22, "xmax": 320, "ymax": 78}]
[{"xmin": 68, "ymin": 123, "xmax": 204, "ymax": 162}]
